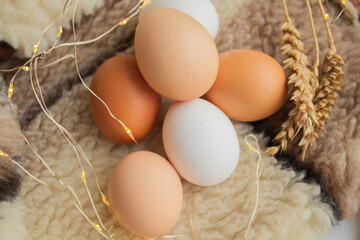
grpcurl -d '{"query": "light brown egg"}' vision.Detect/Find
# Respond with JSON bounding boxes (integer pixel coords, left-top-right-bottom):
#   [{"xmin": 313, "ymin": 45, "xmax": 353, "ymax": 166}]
[
  {"xmin": 90, "ymin": 55, "xmax": 161, "ymax": 144},
  {"xmin": 205, "ymin": 49, "xmax": 287, "ymax": 122},
  {"xmin": 108, "ymin": 151, "xmax": 183, "ymax": 238},
  {"xmin": 135, "ymin": 7, "xmax": 219, "ymax": 101}
]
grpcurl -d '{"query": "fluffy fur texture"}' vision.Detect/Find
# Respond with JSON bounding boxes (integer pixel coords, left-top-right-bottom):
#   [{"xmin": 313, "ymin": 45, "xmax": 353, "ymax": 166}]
[
  {"xmin": 19, "ymin": 80, "xmax": 333, "ymax": 239},
  {"xmin": 1, "ymin": 0, "xmax": 359, "ymax": 238},
  {"xmin": 0, "ymin": 78, "xmax": 23, "ymax": 202},
  {"xmin": 0, "ymin": 0, "xmax": 104, "ymax": 57},
  {"xmin": 3, "ymin": 0, "xmax": 139, "ymax": 122},
  {"xmin": 0, "ymin": 199, "xmax": 28, "ymax": 239}
]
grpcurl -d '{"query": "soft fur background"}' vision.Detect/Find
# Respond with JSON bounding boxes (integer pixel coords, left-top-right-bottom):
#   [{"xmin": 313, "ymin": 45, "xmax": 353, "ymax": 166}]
[
  {"xmin": 0, "ymin": 76, "xmax": 23, "ymax": 203},
  {"xmin": 0, "ymin": 0, "xmax": 359, "ymax": 239},
  {"xmin": 0, "ymin": 77, "xmax": 26, "ymax": 239},
  {"xmin": 19, "ymin": 79, "xmax": 332, "ymax": 239},
  {"xmin": 0, "ymin": 0, "xmax": 104, "ymax": 57}
]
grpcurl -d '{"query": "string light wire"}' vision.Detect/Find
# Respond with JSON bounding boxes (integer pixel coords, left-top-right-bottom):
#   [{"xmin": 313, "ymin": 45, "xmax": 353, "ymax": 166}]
[
  {"xmin": 0, "ymin": 153, "xmax": 108, "ymax": 239},
  {"xmin": 243, "ymin": 135, "xmax": 263, "ymax": 239},
  {"xmin": 1, "ymin": 0, "xmax": 267, "ymax": 239},
  {"xmin": 31, "ymin": 53, "xmax": 109, "ymax": 232},
  {"xmin": 70, "ymin": 0, "xmax": 144, "ymax": 146},
  {"xmin": 2, "ymin": 0, "xmax": 146, "ymax": 238},
  {"xmin": 29, "ymin": 0, "xmax": 146, "ymax": 236},
  {"xmin": 324, "ymin": 0, "xmax": 348, "ymax": 24}
]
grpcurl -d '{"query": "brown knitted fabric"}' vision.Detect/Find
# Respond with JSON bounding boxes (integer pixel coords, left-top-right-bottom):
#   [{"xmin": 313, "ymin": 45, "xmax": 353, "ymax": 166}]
[{"xmin": 2, "ymin": 0, "xmax": 360, "ymax": 220}]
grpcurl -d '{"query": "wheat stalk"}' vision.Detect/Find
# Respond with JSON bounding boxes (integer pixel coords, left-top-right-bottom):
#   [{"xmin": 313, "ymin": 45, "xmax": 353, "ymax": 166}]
[
  {"xmin": 298, "ymin": 0, "xmax": 323, "ymax": 159},
  {"xmin": 306, "ymin": 0, "xmax": 320, "ymax": 79},
  {"xmin": 314, "ymin": 50, "xmax": 344, "ymax": 130},
  {"xmin": 267, "ymin": 0, "xmax": 345, "ymax": 159},
  {"xmin": 312, "ymin": 0, "xmax": 345, "ymax": 137},
  {"xmin": 266, "ymin": 0, "xmax": 319, "ymax": 158}
]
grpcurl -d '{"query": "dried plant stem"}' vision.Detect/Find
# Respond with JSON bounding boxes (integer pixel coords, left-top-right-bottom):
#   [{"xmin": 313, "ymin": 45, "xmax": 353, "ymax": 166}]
[
  {"xmin": 281, "ymin": 0, "xmax": 292, "ymax": 23},
  {"xmin": 266, "ymin": 0, "xmax": 319, "ymax": 159},
  {"xmin": 314, "ymin": 50, "xmax": 344, "ymax": 132},
  {"xmin": 317, "ymin": 0, "xmax": 336, "ymax": 49},
  {"xmin": 312, "ymin": 0, "xmax": 344, "ymax": 136},
  {"xmin": 306, "ymin": 0, "xmax": 320, "ymax": 79},
  {"xmin": 268, "ymin": 0, "xmax": 344, "ymax": 159}
]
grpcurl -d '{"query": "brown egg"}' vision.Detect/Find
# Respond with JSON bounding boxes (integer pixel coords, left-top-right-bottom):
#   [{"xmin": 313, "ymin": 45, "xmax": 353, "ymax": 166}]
[
  {"xmin": 108, "ymin": 151, "xmax": 183, "ymax": 238},
  {"xmin": 135, "ymin": 7, "xmax": 219, "ymax": 101},
  {"xmin": 90, "ymin": 55, "xmax": 161, "ymax": 144},
  {"xmin": 205, "ymin": 49, "xmax": 287, "ymax": 122}
]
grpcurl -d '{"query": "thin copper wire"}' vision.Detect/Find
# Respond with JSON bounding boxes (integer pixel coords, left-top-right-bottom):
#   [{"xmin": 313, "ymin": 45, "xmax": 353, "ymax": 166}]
[
  {"xmin": 2, "ymin": 0, "xmax": 145, "ymax": 238},
  {"xmin": 1, "ymin": 0, "xmax": 268, "ymax": 239}
]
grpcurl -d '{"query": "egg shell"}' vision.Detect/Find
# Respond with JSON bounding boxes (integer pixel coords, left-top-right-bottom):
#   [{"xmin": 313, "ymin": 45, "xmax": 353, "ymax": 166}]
[
  {"xmin": 140, "ymin": 0, "xmax": 219, "ymax": 39},
  {"xmin": 135, "ymin": 7, "xmax": 219, "ymax": 101},
  {"xmin": 163, "ymin": 98, "xmax": 240, "ymax": 186},
  {"xmin": 90, "ymin": 55, "xmax": 161, "ymax": 144},
  {"xmin": 204, "ymin": 49, "xmax": 287, "ymax": 122},
  {"xmin": 108, "ymin": 151, "xmax": 183, "ymax": 238}
]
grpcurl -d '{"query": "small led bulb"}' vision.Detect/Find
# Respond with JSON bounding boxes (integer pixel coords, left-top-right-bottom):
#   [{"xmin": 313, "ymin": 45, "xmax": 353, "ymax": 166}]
[
  {"xmin": 0, "ymin": 150, "xmax": 9, "ymax": 157},
  {"xmin": 33, "ymin": 42, "xmax": 40, "ymax": 54},
  {"xmin": 119, "ymin": 17, "xmax": 129, "ymax": 25},
  {"xmin": 92, "ymin": 223, "xmax": 102, "ymax": 231},
  {"xmin": 8, "ymin": 83, "xmax": 14, "ymax": 98},
  {"xmin": 57, "ymin": 25, "xmax": 63, "ymax": 38},
  {"xmin": 22, "ymin": 66, "xmax": 30, "ymax": 71},
  {"xmin": 102, "ymin": 194, "xmax": 110, "ymax": 206},
  {"xmin": 81, "ymin": 171, "xmax": 86, "ymax": 184}
]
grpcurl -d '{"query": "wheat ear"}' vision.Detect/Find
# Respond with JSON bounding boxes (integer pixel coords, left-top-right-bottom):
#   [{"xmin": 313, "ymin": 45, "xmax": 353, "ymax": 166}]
[
  {"xmin": 297, "ymin": 0, "xmax": 323, "ymax": 159},
  {"xmin": 313, "ymin": 0, "xmax": 344, "ymax": 134},
  {"xmin": 266, "ymin": 0, "xmax": 319, "ymax": 158}
]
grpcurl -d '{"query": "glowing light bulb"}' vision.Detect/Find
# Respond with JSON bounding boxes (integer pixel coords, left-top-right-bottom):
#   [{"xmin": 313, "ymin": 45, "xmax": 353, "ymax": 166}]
[
  {"xmin": 57, "ymin": 25, "xmax": 63, "ymax": 38},
  {"xmin": 22, "ymin": 66, "xmax": 30, "ymax": 71},
  {"xmin": 102, "ymin": 194, "xmax": 110, "ymax": 206},
  {"xmin": 341, "ymin": 0, "xmax": 346, "ymax": 5},
  {"xmin": 8, "ymin": 83, "xmax": 14, "ymax": 98},
  {"xmin": 81, "ymin": 171, "xmax": 87, "ymax": 184},
  {"xmin": 33, "ymin": 42, "xmax": 40, "ymax": 54},
  {"xmin": 119, "ymin": 18, "xmax": 129, "ymax": 25},
  {"xmin": 0, "ymin": 150, "xmax": 9, "ymax": 158},
  {"xmin": 92, "ymin": 223, "xmax": 102, "ymax": 231},
  {"xmin": 324, "ymin": 13, "xmax": 330, "ymax": 20},
  {"xmin": 123, "ymin": 126, "xmax": 134, "ymax": 138}
]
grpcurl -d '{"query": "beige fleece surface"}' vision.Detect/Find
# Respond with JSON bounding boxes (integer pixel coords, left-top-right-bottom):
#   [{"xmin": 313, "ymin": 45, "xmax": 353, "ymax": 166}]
[
  {"xmin": 19, "ymin": 79, "xmax": 332, "ymax": 240},
  {"xmin": 0, "ymin": 0, "xmax": 104, "ymax": 58},
  {"xmin": 3, "ymin": 0, "xmax": 359, "ymax": 239}
]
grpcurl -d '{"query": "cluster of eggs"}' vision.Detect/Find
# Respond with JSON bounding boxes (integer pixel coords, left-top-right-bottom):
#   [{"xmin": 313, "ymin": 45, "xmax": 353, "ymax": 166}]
[{"xmin": 89, "ymin": 0, "xmax": 287, "ymax": 238}]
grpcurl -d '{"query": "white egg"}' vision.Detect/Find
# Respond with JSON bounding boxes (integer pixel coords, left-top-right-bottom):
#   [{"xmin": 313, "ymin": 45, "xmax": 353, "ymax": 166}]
[
  {"xmin": 140, "ymin": 0, "xmax": 219, "ymax": 39},
  {"xmin": 162, "ymin": 98, "xmax": 240, "ymax": 186}
]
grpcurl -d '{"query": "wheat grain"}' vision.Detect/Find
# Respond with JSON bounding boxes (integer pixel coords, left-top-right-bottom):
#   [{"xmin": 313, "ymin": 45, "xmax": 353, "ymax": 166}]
[
  {"xmin": 314, "ymin": 50, "xmax": 344, "ymax": 132},
  {"xmin": 266, "ymin": 20, "xmax": 319, "ymax": 158},
  {"xmin": 266, "ymin": 0, "xmax": 344, "ymax": 160},
  {"xmin": 304, "ymin": 0, "xmax": 345, "ymax": 150}
]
